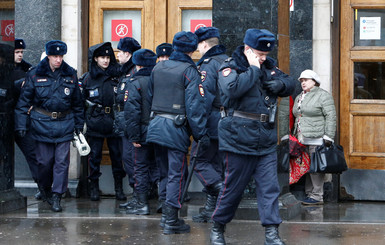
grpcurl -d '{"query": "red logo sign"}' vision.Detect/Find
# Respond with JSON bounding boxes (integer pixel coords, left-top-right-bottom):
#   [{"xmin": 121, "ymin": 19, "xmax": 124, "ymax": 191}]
[
  {"xmin": 190, "ymin": 19, "xmax": 212, "ymax": 32},
  {"xmin": 1, "ymin": 20, "xmax": 14, "ymax": 41},
  {"xmin": 111, "ymin": 20, "xmax": 132, "ymax": 41}
]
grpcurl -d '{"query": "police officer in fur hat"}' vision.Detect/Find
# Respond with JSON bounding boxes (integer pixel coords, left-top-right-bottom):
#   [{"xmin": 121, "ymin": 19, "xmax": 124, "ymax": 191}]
[
  {"xmin": 114, "ymin": 37, "xmax": 142, "ymax": 208},
  {"xmin": 210, "ymin": 29, "xmax": 296, "ymax": 245},
  {"xmin": 15, "ymin": 40, "xmax": 84, "ymax": 212},
  {"xmin": 147, "ymin": 31, "xmax": 209, "ymax": 235},
  {"xmin": 191, "ymin": 26, "xmax": 228, "ymax": 223},
  {"xmin": 156, "ymin": 42, "xmax": 173, "ymax": 61},
  {"xmin": 80, "ymin": 42, "xmax": 126, "ymax": 202},
  {"xmin": 123, "ymin": 49, "xmax": 158, "ymax": 215},
  {"xmin": 14, "ymin": 38, "xmax": 32, "ymax": 73}
]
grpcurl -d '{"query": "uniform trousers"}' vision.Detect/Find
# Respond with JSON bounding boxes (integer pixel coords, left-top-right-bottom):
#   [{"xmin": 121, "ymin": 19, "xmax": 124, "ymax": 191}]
[
  {"xmin": 35, "ymin": 141, "xmax": 70, "ymax": 194},
  {"xmin": 155, "ymin": 144, "xmax": 188, "ymax": 209},
  {"xmin": 191, "ymin": 139, "xmax": 223, "ymax": 188},
  {"xmin": 15, "ymin": 131, "xmax": 39, "ymax": 182},
  {"xmin": 212, "ymin": 151, "xmax": 282, "ymax": 226},
  {"xmin": 133, "ymin": 143, "xmax": 156, "ymax": 194},
  {"xmin": 88, "ymin": 136, "xmax": 125, "ymax": 181},
  {"xmin": 154, "ymin": 144, "xmax": 168, "ymax": 202},
  {"xmin": 122, "ymin": 136, "xmax": 135, "ymax": 187}
]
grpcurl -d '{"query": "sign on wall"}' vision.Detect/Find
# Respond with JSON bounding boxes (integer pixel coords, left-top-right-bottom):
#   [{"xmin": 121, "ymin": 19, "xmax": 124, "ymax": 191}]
[
  {"xmin": 111, "ymin": 19, "xmax": 132, "ymax": 41},
  {"xmin": 360, "ymin": 17, "xmax": 381, "ymax": 40},
  {"xmin": 190, "ymin": 19, "xmax": 212, "ymax": 32},
  {"xmin": 1, "ymin": 20, "xmax": 14, "ymax": 41}
]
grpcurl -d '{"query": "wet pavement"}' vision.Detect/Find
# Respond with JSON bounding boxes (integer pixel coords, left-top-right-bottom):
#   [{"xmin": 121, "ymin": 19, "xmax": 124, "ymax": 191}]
[{"xmin": 1, "ymin": 196, "xmax": 385, "ymax": 245}]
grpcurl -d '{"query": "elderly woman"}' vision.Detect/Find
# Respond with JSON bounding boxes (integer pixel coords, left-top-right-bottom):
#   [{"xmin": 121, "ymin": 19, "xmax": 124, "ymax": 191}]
[{"xmin": 293, "ymin": 70, "xmax": 336, "ymax": 205}]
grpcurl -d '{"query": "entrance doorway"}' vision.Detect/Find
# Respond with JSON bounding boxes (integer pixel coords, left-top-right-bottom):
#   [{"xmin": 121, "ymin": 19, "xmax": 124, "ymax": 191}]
[{"xmin": 340, "ymin": 0, "xmax": 385, "ymax": 200}]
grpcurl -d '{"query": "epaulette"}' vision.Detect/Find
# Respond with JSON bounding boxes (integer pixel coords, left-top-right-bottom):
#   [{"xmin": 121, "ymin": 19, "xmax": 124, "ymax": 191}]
[
  {"xmin": 203, "ymin": 58, "xmax": 211, "ymax": 63},
  {"xmin": 224, "ymin": 57, "xmax": 232, "ymax": 62}
]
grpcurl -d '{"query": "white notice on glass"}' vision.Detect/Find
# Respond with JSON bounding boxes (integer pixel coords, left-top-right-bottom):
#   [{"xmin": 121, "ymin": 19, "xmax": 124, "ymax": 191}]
[{"xmin": 360, "ymin": 17, "xmax": 381, "ymax": 40}]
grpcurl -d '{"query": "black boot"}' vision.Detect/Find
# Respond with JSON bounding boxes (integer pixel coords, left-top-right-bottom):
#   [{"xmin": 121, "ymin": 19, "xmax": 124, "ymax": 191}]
[
  {"xmin": 89, "ymin": 179, "xmax": 100, "ymax": 201},
  {"xmin": 39, "ymin": 186, "xmax": 53, "ymax": 205},
  {"xmin": 34, "ymin": 191, "xmax": 42, "ymax": 200},
  {"xmin": 156, "ymin": 199, "xmax": 164, "ymax": 213},
  {"xmin": 114, "ymin": 178, "xmax": 127, "ymax": 201},
  {"xmin": 126, "ymin": 193, "xmax": 149, "ymax": 215},
  {"xmin": 193, "ymin": 182, "xmax": 222, "ymax": 223},
  {"xmin": 264, "ymin": 225, "xmax": 286, "ymax": 245},
  {"xmin": 148, "ymin": 182, "xmax": 159, "ymax": 200},
  {"xmin": 51, "ymin": 193, "xmax": 62, "ymax": 212},
  {"xmin": 163, "ymin": 204, "xmax": 190, "ymax": 235},
  {"xmin": 119, "ymin": 191, "xmax": 137, "ymax": 209},
  {"xmin": 210, "ymin": 221, "xmax": 226, "ymax": 245}
]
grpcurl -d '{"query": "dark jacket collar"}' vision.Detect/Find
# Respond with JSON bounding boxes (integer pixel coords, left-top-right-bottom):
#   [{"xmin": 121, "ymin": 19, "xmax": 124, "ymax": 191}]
[
  {"xmin": 169, "ymin": 51, "xmax": 196, "ymax": 66},
  {"xmin": 232, "ymin": 45, "xmax": 276, "ymax": 73},
  {"xmin": 120, "ymin": 58, "xmax": 135, "ymax": 75},
  {"xmin": 15, "ymin": 59, "xmax": 32, "ymax": 72},
  {"xmin": 196, "ymin": 44, "xmax": 226, "ymax": 66},
  {"xmin": 132, "ymin": 66, "xmax": 154, "ymax": 78},
  {"xmin": 35, "ymin": 57, "xmax": 75, "ymax": 76}
]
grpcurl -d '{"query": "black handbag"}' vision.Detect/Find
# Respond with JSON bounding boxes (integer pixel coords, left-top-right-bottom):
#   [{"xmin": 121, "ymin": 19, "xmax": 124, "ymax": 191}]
[
  {"xmin": 310, "ymin": 143, "xmax": 348, "ymax": 173},
  {"xmin": 277, "ymin": 140, "xmax": 290, "ymax": 173}
]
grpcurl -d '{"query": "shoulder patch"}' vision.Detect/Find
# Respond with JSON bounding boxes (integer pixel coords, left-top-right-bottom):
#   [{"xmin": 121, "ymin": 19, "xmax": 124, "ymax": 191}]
[
  {"xmin": 201, "ymin": 71, "xmax": 207, "ymax": 82},
  {"xmin": 222, "ymin": 68, "xmax": 231, "ymax": 77},
  {"xmin": 199, "ymin": 84, "xmax": 205, "ymax": 97}
]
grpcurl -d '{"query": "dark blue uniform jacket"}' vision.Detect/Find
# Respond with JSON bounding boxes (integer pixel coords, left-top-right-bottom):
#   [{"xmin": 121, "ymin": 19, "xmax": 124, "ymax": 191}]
[
  {"xmin": 146, "ymin": 51, "xmax": 207, "ymax": 153},
  {"xmin": 123, "ymin": 66, "xmax": 153, "ymax": 143},
  {"xmin": 80, "ymin": 42, "xmax": 120, "ymax": 138},
  {"xmin": 197, "ymin": 44, "xmax": 228, "ymax": 140},
  {"xmin": 115, "ymin": 58, "xmax": 136, "ymax": 137},
  {"xmin": 218, "ymin": 45, "xmax": 296, "ymax": 156},
  {"xmin": 15, "ymin": 57, "xmax": 84, "ymax": 143}
]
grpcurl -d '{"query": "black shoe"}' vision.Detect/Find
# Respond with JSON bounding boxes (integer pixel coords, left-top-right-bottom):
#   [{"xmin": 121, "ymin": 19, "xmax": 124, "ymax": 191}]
[
  {"xmin": 38, "ymin": 186, "xmax": 53, "ymax": 205},
  {"xmin": 34, "ymin": 191, "xmax": 42, "ymax": 200},
  {"xmin": 126, "ymin": 193, "xmax": 149, "ymax": 215},
  {"xmin": 119, "ymin": 192, "xmax": 137, "ymax": 209},
  {"xmin": 264, "ymin": 225, "xmax": 286, "ymax": 245},
  {"xmin": 193, "ymin": 182, "xmax": 221, "ymax": 223},
  {"xmin": 51, "ymin": 193, "xmax": 62, "ymax": 212},
  {"xmin": 163, "ymin": 204, "xmax": 190, "ymax": 235},
  {"xmin": 89, "ymin": 179, "xmax": 100, "ymax": 201},
  {"xmin": 210, "ymin": 222, "xmax": 226, "ymax": 245},
  {"xmin": 114, "ymin": 178, "xmax": 127, "ymax": 201}
]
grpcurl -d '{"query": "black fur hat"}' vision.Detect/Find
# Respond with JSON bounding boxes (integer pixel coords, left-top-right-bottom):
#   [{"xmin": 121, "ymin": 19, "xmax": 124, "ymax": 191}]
[
  {"xmin": 15, "ymin": 38, "xmax": 26, "ymax": 49},
  {"xmin": 243, "ymin": 29, "xmax": 275, "ymax": 52},
  {"xmin": 94, "ymin": 43, "xmax": 113, "ymax": 58},
  {"xmin": 194, "ymin": 27, "xmax": 220, "ymax": 43},
  {"xmin": 172, "ymin": 31, "xmax": 198, "ymax": 53},
  {"xmin": 45, "ymin": 40, "xmax": 67, "ymax": 55},
  {"xmin": 117, "ymin": 37, "xmax": 141, "ymax": 53},
  {"xmin": 156, "ymin": 43, "xmax": 173, "ymax": 57},
  {"xmin": 132, "ymin": 49, "xmax": 157, "ymax": 67}
]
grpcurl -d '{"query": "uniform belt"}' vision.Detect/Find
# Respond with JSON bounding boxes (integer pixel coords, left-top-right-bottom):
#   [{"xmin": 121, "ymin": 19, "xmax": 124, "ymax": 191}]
[
  {"xmin": 35, "ymin": 107, "xmax": 71, "ymax": 119},
  {"xmin": 156, "ymin": 113, "xmax": 176, "ymax": 120},
  {"xmin": 232, "ymin": 110, "xmax": 269, "ymax": 122},
  {"xmin": 95, "ymin": 106, "xmax": 112, "ymax": 114}
]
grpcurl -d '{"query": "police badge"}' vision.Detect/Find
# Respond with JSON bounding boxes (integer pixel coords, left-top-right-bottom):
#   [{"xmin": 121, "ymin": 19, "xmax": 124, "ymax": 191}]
[{"xmin": 64, "ymin": 87, "xmax": 70, "ymax": 96}]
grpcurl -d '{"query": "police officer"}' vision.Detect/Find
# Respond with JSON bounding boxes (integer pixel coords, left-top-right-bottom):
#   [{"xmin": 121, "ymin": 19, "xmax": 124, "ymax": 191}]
[
  {"xmin": 156, "ymin": 42, "xmax": 173, "ymax": 61},
  {"xmin": 210, "ymin": 29, "xmax": 296, "ymax": 245},
  {"xmin": 13, "ymin": 38, "xmax": 41, "ymax": 200},
  {"xmin": 14, "ymin": 38, "xmax": 32, "ymax": 73},
  {"xmin": 191, "ymin": 26, "xmax": 228, "ymax": 223},
  {"xmin": 15, "ymin": 40, "xmax": 84, "ymax": 212},
  {"xmin": 123, "ymin": 49, "xmax": 158, "ymax": 215},
  {"xmin": 147, "ymin": 31, "xmax": 209, "ymax": 235},
  {"xmin": 80, "ymin": 42, "xmax": 126, "ymax": 201},
  {"xmin": 114, "ymin": 37, "xmax": 142, "ymax": 208}
]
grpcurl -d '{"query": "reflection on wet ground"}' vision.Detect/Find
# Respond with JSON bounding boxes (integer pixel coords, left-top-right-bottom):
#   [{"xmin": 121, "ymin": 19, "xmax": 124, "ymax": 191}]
[{"xmin": 1, "ymin": 197, "xmax": 385, "ymax": 244}]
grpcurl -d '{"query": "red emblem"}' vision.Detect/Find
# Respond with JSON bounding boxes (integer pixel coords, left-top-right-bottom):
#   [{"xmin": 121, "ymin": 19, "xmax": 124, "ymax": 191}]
[
  {"xmin": 222, "ymin": 68, "xmax": 231, "ymax": 77},
  {"xmin": 201, "ymin": 71, "xmax": 207, "ymax": 82},
  {"xmin": 124, "ymin": 90, "xmax": 129, "ymax": 102},
  {"xmin": 271, "ymin": 70, "xmax": 276, "ymax": 76},
  {"xmin": 199, "ymin": 84, "xmax": 205, "ymax": 97}
]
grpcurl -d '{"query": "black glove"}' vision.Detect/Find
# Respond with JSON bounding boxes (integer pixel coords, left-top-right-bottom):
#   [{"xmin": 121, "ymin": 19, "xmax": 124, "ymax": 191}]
[
  {"xmin": 263, "ymin": 80, "xmax": 284, "ymax": 94},
  {"xmin": 324, "ymin": 139, "xmax": 333, "ymax": 147},
  {"xmin": 17, "ymin": 130, "xmax": 26, "ymax": 138},
  {"xmin": 198, "ymin": 135, "xmax": 210, "ymax": 153}
]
